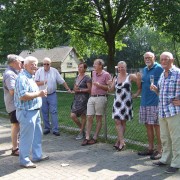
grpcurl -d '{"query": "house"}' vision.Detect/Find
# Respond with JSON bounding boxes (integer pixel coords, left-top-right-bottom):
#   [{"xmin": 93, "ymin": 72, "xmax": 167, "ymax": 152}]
[{"xmin": 19, "ymin": 46, "xmax": 80, "ymax": 72}]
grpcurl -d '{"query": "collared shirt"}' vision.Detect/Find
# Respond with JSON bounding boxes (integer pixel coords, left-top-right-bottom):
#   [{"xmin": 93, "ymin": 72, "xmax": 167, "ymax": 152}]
[
  {"xmin": 158, "ymin": 66, "xmax": 180, "ymax": 118},
  {"xmin": 14, "ymin": 70, "xmax": 42, "ymax": 110},
  {"xmin": 34, "ymin": 67, "xmax": 65, "ymax": 94},
  {"xmin": 3, "ymin": 66, "xmax": 18, "ymax": 113},
  {"xmin": 141, "ymin": 62, "xmax": 163, "ymax": 106},
  {"xmin": 91, "ymin": 70, "xmax": 110, "ymax": 95}
]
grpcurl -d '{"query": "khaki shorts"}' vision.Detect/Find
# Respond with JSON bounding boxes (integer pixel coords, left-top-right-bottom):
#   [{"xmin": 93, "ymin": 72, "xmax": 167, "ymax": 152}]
[{"xmin": 87, "ymin": 96, "xmax": 107, "ymax": 116}]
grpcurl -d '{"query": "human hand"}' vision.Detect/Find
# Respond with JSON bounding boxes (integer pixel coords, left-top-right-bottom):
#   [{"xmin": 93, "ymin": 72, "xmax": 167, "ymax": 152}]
[
  {"xmin": 150, "ymin": 84, "xmax": 158, "ymax": 93},
  {"xmin": 132, "ymin": 93, "xmax": 138, "ymax": 99},
  {"xmin": 39, "ymin": 89, "xmax": 47, "ymax": 97},
  {"xmin": 74, "ymin": 85, "xmax": 79, "ymax": 92},
  {"xmin": 107, "ymin": 79, "xmax": 113, "ymax": 86},
  {"xmin": 93, "ymin": 81, "xmax": 100, "ymax": 87},
  {"xmin": 172, "ymin": 98, "xmax": 180, "ymax": 106},
  {"xmin": 67, "ymin": 89, "xmax": 72, "ymax": 93}
]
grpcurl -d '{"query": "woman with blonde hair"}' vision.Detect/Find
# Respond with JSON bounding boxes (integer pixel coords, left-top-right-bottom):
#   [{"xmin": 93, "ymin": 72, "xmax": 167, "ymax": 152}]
[{"xmin": 108, "ymin": 61, "xmax": 141, "ymax": 151}]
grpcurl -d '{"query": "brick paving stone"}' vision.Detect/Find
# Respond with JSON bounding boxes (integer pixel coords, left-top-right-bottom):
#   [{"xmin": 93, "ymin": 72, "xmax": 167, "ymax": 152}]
[{"xmin": 0, "ymin": 117, "xmax": 180, "ymax": 180}]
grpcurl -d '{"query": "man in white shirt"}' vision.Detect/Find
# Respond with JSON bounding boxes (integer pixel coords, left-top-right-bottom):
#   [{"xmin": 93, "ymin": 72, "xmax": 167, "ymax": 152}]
[{"xmin": 35, "ymin": 57, "xmax": 71, "ymax": 136}]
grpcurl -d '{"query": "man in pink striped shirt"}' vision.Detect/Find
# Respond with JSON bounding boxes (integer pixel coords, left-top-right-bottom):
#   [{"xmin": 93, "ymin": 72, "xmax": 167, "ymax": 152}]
[{"xmin": 82, "ymin": 59, "xmax": 111, "ymax": 146}]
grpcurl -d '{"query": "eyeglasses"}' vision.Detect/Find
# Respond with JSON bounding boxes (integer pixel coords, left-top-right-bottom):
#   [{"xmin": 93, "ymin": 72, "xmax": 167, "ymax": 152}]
[
  {"xmin": 43, "ymin": 63, "xmax": 50, "ymax": 66},
  {"xmin": 144, "ymin": 57, "xmax": 153, "ymax": 59}
]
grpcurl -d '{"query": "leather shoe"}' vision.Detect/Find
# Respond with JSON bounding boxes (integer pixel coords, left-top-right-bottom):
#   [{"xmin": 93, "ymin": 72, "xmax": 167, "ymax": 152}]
[
  {"xmin": 153, "ymin": 161, "xmax": 166, "ymax": 167},
  {"xmin": 138, "ymin": 149, "xmax": 154, "ymax": 156},
  {"xmin": 165, "ymin": 167, "xmax": 179, "ymax": 174},
  {"xmin": 53, "ymin": 132, "xmax": 60, "ymax": 136},
  {"xmin": 88, "ymin": 138, "xmax": 97, "ymax": 145},
  {"xmin": 32, "ymin": 155, "xmax": 49, "ymax": 162},
  {"xmin": 43, "ymin": 130, "xmax": 50, "ymax": 135},
  {"xmin": 20, "ymin": 162, "xmax": 36, "ymax": 168}
]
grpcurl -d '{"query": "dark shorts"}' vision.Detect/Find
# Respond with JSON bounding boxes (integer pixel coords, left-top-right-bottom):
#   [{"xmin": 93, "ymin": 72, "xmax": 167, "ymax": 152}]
[{"xmin": 9, "ymin": 110, "xmax": 19, "ymax": 124}]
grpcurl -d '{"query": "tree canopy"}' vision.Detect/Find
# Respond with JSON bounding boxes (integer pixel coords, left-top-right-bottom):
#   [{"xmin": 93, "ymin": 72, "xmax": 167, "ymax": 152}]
[{"xmin": 0, "ymin": 0, "xmax": 179, "ymax": 71}]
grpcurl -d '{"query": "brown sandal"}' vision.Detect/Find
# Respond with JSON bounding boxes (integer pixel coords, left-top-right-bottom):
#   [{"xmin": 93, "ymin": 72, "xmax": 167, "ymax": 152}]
[
  {"xmin": 113, "ymin": 141, "xmax": 120, "ymax": 150},
  {"xmin": 88, "ymin": 138, "xmax": 97, "ymax": 145},
  {"xmin": 11, "ymin": 148, "xmax": 19, "ymax": 156},
  {"xmin": 81, "ymin": 139, "xmax": 89, "ymax": 146}
]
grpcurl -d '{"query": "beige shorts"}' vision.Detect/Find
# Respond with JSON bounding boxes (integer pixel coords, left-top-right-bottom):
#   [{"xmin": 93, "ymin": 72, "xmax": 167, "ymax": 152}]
[{"xmin": 87, "ymin": 96, "xmax": 107, "ymax": 116}]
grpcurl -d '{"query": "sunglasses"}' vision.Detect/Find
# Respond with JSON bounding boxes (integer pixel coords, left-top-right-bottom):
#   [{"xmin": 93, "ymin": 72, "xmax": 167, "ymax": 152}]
[{"xmin": 43, "ymin": 63, "xmax": 50, "ymax": 66}]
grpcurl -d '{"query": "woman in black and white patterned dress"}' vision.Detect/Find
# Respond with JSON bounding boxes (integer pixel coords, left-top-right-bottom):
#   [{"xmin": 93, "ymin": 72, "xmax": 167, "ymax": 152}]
[{"xmin": 108, "ymin": 61, "xmax": 141, "ymax": 151}]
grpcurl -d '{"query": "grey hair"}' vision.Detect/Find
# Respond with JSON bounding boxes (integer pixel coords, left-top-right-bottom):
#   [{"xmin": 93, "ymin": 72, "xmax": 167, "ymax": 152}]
[
  {"xmin": 160, "ymin": 52, "xmax": 173, "ymax": 59},
  {"xmin": 143, "ymin": 52, "xmax": 155, "ymax": 58},
  {"xmin": 24, "ymin": 56, "xmax": 38, "ymax": 65},
  {"xmin": 94, "ymin": 59, "xmax": 105, "ymax": 68},
  {"xmin": 7, "ymin": 54, "xmax": 19, "ymax": 64},
  {"xmin": 18, "ymin": 56, "xmax": 24, "ymax": 62},
  {"xmin": 43, "ymin": 57, "xmax": 51, "ymax": 63},
  {"xmin": 117, "ymin": 61, "xmax": 127, "ymax": 68}
]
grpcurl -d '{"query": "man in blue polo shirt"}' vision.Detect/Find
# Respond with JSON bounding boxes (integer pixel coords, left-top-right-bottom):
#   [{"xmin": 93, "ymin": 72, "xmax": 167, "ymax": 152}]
[{"xmin": 138, "ymin": 52, "xmax": 163, "ymax": 160}]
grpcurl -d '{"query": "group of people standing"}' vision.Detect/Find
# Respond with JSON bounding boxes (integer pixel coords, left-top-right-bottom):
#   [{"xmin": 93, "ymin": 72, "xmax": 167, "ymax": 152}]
[
  {"xmin": 3, "ymin": 51, "xmax": 180, "ymax": 174},
  {"xmin": 70, "ymin": 52, "xmax": 180, "ymax": 174}
]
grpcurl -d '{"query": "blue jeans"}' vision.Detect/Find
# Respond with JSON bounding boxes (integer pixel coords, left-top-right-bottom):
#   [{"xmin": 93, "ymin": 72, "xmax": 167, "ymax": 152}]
[
  {"xmin": 41, "ymin": 92, "xmax": 59, "ymax": 132},
  {"xmin": 16, "ymin": 109, "xmax": 43, "ymax": 165}
]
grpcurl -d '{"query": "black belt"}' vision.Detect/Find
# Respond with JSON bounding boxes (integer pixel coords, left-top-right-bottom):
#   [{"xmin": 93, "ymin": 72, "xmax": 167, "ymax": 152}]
[
  {"xmin": 91, "ymin": 94, "xmax": 107, "ymax": 97},
  {"xmin": 47, "ymin": 92, "xmax": 56, "ymax": 95},
  {"xmin": 34, "ymin": 108, "xmax": 40, "ymax": 110}
]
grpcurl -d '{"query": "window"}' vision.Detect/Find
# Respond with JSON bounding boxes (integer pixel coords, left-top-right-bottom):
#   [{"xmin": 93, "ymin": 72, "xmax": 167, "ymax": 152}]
[
  {"xmin": 67, "ymin": 62, "xmax": 72, "ymax": 68},
  {"xmin": 69, "ymin": 51, "xmax": 74, "ymax": 58}
]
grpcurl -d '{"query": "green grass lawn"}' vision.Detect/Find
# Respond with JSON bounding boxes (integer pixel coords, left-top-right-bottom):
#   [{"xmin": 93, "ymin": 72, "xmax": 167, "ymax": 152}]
[
  {"xmin": 56, "ymin": 86, "xmax": 148, "ymax": 149},
  {"xmin": 0, "ymin": 75, "xmax": 151, "ymax": 150}
]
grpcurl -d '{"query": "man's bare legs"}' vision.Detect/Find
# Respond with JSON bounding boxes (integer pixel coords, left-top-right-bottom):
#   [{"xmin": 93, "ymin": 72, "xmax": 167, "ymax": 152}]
[
  {"xmin": 93, "ymin": 115, "xmax": 102, "ymax": 140},
  {"xmin": 11, "ymin": 123, "xmax": 20, "ymax": 150},
  {"xmin": 80, "ymin": 114, "xmax": 86, "ymax": 133},
  {"xmin": 145, "ymin": 124, "xmax": 154, "ymax": 151},
  {"xmin": 85, "ymin": 115, "xmax": 94, "ymax": 140}
]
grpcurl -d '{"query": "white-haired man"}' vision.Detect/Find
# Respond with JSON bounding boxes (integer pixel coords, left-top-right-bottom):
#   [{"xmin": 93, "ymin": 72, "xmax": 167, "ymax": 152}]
[
  {"xmin": 151, "ymin": 52, "xmax": 180, "ymax": 174},
  {"xmin": 14, "ymin": 56, "xmax": 49, "ymax": 168},
  {"xmin": 35, "ymin": 57, "xmax": 71, "ymax": 136},
  {"xmin": 138, "ymin": 52, "xmax": 163, "ymax": 160}
]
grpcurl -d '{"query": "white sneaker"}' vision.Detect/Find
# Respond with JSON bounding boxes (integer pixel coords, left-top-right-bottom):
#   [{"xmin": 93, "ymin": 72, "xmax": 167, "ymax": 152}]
[{"xmin": 75, "ymin": 132, "xmax": 84, "ymax": 140}]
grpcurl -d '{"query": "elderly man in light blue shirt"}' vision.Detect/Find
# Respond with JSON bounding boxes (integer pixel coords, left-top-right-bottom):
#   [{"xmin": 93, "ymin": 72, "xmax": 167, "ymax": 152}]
[
  {"xmin": 14, "ymin": 56, "xmax": 49, "ymax": 168},
  {"xmin": 35, "ymin": 57, "xmax": 71, "ymax": 136}
]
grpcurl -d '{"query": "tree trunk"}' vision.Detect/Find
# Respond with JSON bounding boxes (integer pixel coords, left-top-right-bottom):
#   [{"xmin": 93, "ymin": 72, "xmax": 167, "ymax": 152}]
[
  {"xmin": 106, "ymin": 39, "xmax": 116, "ymax": 74},
  {"xmin": 173, "ymin": 38, "xmax": 180, "ymax": 67}
]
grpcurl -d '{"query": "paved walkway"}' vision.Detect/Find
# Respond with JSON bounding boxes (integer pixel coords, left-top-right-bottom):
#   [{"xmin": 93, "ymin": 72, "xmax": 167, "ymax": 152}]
[{"xmin": 0, "ymin": 117, "xmax": 179, "ymax": 180}]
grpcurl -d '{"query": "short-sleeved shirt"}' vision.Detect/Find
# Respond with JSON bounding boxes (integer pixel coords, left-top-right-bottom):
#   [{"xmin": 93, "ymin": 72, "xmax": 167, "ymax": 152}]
[
  {"xmin": 3, "ymin": 66, "xmax": 18, "ymax": 113},
  {"xmin": 35, "ymin": 67, "xmax": 65, "ymax": 94},
  {"xmin": 14, "ymin": 70, "xmax": 42, "ymax": 110},
  {"xmin": 158, "ymin": 65, "xmax": 180, "ymax": 118},
  {"xmin": 91, "ymin": 70, "xmax": 110, "ymax": 95},
  {"xmin": 140, "ymin": 62, "xmax": 163, "ymax": 106}
]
